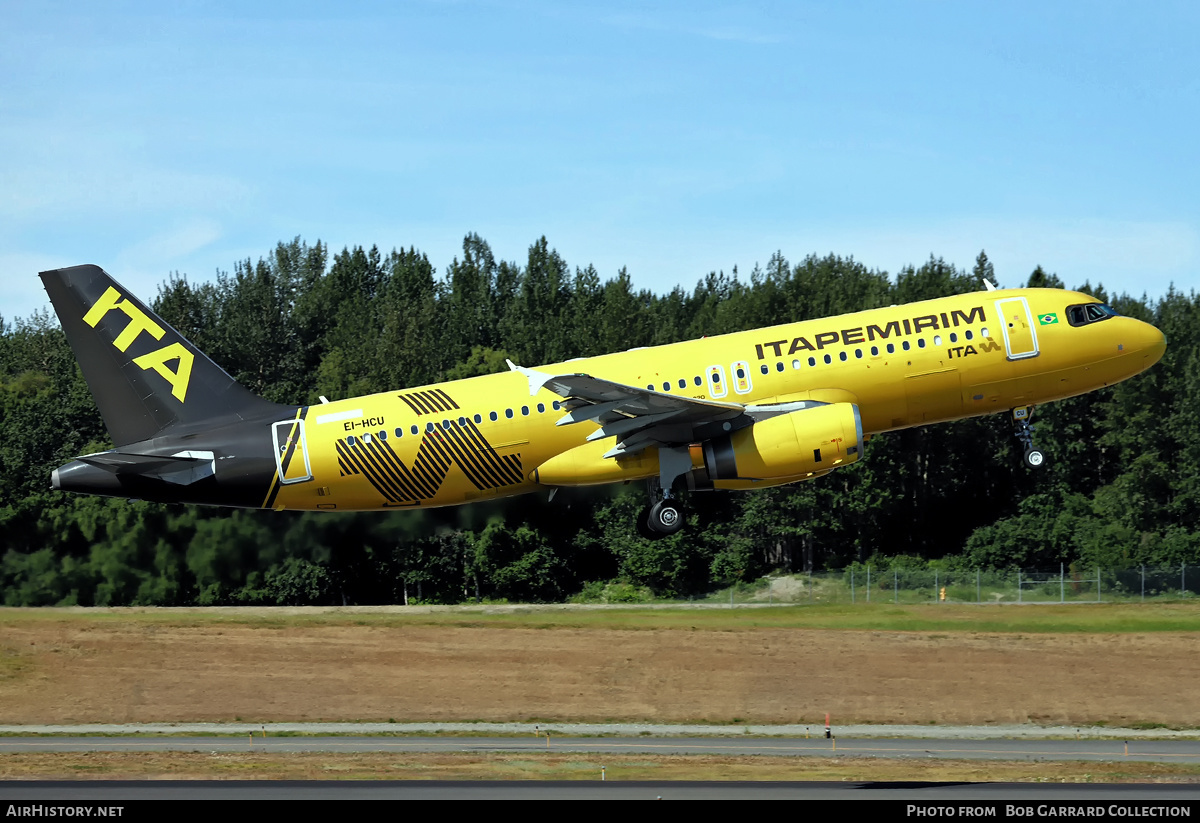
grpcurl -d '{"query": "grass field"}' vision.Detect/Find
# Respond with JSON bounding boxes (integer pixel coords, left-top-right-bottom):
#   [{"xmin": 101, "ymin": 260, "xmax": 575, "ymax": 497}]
[{"xmin": 3, "ymin": 602, "xmax": 1198, "ymax": 782}]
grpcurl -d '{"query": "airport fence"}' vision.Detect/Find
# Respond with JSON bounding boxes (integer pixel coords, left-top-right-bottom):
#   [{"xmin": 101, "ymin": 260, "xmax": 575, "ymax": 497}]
[{"xmin": 710, "ymin": 563, "xmax": 1200, "ymax": 605}]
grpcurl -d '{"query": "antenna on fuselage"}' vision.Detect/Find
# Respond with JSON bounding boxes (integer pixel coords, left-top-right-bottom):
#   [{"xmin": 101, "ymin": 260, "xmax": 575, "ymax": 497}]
[{"xmin": 982, "ymin": 278, "xmax": 998, "ymax": 291}]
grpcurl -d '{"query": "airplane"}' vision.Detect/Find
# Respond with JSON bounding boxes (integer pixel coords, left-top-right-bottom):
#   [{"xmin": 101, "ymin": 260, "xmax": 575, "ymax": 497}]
[{"xmin": 41, "ymin": 264, "xmax": 1166, "ymax": 539}]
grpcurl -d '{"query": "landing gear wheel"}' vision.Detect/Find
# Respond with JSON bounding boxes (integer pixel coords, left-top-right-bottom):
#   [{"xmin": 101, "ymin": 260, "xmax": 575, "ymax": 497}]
[
  {"xmin": 647, "ymin": 500, "xmax": 684, "ymax": 536},
  {"xmin": 1023, "ymin": 448, "xmax": 1046, "ymax": 469}
]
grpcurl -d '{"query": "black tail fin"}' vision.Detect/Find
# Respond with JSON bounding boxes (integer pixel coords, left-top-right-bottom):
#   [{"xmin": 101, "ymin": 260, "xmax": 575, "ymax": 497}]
[{"xmin": 41, "ymin": 264, "xmax": 284, "ymax": 447}]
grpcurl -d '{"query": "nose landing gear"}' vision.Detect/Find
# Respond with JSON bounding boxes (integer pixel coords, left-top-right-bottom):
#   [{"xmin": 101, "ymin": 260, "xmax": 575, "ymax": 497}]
[{"xmin": 1012, "ymin": 406, "xmax": 1046, "ymax": 469}]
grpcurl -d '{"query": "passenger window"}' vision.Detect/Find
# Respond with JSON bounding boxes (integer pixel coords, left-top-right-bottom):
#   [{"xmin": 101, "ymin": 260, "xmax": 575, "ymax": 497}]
[
  {"xmin": 808, "ymin": 356, "xmax": 816, "ymax": 366},
  {"xmin": 441, "ymin": 419, "xmax": 451, "ymax": 429},
  {"xmin": 792, "ymin": 359, "xmax": 801, "ymax": 369},
  {"xmin": 823, "ymin": 354, "xmax": 832, "ymax": 364},
  {"xmin": 678, "ymin": 379, "xmax": 686, "ymax": 388},
  {"xmin": 378, "ymin": 430, "xmax": 387, "ymax": 440},
  {"xmin": 425, "ymin": 422, "xmax": 435, "ymax": 433},
  {"xmin": 395, "ymin": 427, "xmax": 404, "ymax": 438},
  {"xmin": 458, "ymin": 416, "xmax": 466, "ymax": 426},
  {"xmin": 662, "ymin": 382, "xmax": 671, "ymax": 391},
  {"xmin": 965, "ymin": 330, "xmax": 973, "ymax": 340},
  {"xmin": 537, "ymin": 403, "xmax": 545, "ymax": 413},
  {"xmin": 839, "ymin": 351, "xmax": 847, "ymax": 362},
  {"xmin": 949, "ymin": 333, "xmax": 957, "ymax": 343},
  {"xmin": 363, "ymin": 433, "xmax": 373, "ymax": 444},
  {"xmin": 552, "ymin": 401, "xmax": 562, "ymax": 410},
  {"xmin": 693, "ymin": 376, "xmax": 702, "ymax": 386},
  {"xmin": 933, "ymin": 335, "xmax": 942, "ymax": 346},
  {"xmin": 489, "ymin": 411, "xmax": 498, "ymax": 422},
  {"xmin": 855, "ymin": 349, "xmax": 862, "ymax": 359},
  {"xmin": 521, "ymin": 406, "xmax": 529, "ymax": 416},
  {"xmin": 411, "ymin": 425, "xmax": 419, "ymax": 435},
  {"xmin": 887, "ymin": 343, "xmax": 895, "ymax": 354},
  {"xmin": 760, "ymin": 364, "xmax": 768, "ymax": 375},
  {"xmin": 871, "ymin": 346, "xmax": 879, "ymax": 356},
  {"xmin": 505, "ymin": 409, "xmax": 513, "ymax": 419},
  {"xmin": 918, "ymin": 339, "xmax": 926, "ymax": 349},
  {"xmin": 474, "ymin": 413, "xmax": 482, "ymax": 424},
  {"xmin": 902, "ymin": 341, "xmax": 910, "ymax": 351},
  {"xmin": 346, "ymin": 435, "xmax": 355, "ymax": 445}
]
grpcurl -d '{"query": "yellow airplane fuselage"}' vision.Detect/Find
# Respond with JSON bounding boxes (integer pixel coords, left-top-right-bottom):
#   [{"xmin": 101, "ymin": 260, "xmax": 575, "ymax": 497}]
[{"xmin": 264, "ymin": 288, "xmax": 1166, "ymax": 512}]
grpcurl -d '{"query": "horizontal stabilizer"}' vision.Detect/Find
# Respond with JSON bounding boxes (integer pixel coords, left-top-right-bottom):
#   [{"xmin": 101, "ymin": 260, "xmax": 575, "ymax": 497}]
[{"xmin": 76, "ymin": 450, "xmax": 215, "ymax": 485}]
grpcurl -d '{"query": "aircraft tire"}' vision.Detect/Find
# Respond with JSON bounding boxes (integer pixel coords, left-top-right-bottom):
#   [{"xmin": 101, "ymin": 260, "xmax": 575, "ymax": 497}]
[
  {"xmin": 636, "ymin": 506, "xmax": 658, "ymax": 539},
  {"xmin": 647, "ymin": 500, "xmax": 684, "ymax": 536},
  {"xmin": 1023, "ymin": 448, "xmax": 1046, "ymax": 469}
]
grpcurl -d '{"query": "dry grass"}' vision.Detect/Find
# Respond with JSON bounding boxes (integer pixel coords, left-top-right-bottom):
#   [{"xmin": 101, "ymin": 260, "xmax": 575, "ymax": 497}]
[
  {"xmin": 1, "ymin": 751, "xmax": 1198, "ymax": 783},
  {"xmin": 2, "ymin": 606, "xmax": 1199, "ymax": 727}
]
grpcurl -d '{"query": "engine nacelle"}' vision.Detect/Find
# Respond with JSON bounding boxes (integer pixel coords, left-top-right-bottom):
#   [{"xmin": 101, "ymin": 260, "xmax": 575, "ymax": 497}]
[{"xmin": 693, "ymin": 402, "xmax": 862, "ymax": 488}]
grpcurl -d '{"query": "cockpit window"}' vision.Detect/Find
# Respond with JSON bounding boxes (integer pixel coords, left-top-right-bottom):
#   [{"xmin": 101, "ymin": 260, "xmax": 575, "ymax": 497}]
[{"xmin": 1066, "ymin": 303, "xmax": 1118, "ymax": 327}]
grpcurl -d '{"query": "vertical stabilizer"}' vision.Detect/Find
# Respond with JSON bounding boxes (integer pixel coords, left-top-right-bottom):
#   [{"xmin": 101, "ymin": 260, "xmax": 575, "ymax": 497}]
[{"xmin": 40, "ymin": 265, "xmax": 284, "ymax": 447}]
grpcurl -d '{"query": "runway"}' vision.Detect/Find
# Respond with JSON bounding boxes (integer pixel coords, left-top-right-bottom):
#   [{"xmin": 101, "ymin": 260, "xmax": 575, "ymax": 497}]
[{"xmin": 4, "ymin": 734, "xmax": 1200, "ymax": 765}]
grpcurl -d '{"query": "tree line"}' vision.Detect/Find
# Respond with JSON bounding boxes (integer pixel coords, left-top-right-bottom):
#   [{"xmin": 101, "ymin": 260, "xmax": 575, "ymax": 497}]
[{"xmin": 1, "ymin": 235, "xmax": 1196, "ymax": 606}]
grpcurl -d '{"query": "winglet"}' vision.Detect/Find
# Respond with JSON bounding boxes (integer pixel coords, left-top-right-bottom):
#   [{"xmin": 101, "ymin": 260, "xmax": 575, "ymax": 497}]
[{"xmin": 506, "ymin": 359, "xmax": 555, "ymax": 396}]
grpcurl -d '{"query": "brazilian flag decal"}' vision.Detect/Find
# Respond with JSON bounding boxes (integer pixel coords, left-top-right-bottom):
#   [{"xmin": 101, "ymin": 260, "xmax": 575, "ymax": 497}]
[{"xmin": 1038, "ymin": 313, "xmax": 1059, "ymax": 325}]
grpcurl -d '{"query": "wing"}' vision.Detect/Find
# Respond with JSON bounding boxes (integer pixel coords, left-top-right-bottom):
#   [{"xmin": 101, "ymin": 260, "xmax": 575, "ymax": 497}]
[{"xmin": 507, "ymin": 360, "xmax": 820, "ymax": 459}]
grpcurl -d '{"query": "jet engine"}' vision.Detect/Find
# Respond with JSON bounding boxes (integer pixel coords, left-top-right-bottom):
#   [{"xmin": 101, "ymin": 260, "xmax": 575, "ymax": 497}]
[{"xmin": 689, "ymin": 402, "xmax": 863, "ymax": 490}]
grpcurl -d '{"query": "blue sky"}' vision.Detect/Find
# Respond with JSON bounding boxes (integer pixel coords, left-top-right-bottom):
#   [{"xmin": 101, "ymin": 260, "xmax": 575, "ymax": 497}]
[{"xmin": 3, "ymin": 1, "xmax": 1197, "ymax": 322}]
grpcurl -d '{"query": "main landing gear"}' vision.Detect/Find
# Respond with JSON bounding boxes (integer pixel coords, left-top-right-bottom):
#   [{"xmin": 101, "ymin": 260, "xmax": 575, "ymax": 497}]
[
  {"xmin": 637, "ymin": 479, "xmax": 685, "ymax": 540},
  {"xmin": 1011, "ymin": 406, "xmax": 1046, "ymax": 469}
]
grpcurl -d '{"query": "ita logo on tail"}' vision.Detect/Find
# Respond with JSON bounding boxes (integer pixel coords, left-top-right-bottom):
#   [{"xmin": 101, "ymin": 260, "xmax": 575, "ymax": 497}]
[{"xmin": 82, "ymin": 286, "xmax": 195, "ymax": 401}]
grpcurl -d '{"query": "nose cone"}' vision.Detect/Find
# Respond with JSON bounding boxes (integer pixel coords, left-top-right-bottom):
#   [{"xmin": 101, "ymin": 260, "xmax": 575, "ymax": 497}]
[{"xmin": 1133, "ymin": 318, "xmax": 1167, "ymax": 369}]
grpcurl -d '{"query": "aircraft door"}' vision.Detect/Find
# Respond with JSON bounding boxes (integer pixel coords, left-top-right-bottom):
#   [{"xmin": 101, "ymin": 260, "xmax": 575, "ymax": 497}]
[
  {"xmin": 995, "ymin": 297, "xmax": 1039, "ymax": 361},
  {"xmin": 272, "ymin": 418, "xmax": 313, "ymax": 484}
]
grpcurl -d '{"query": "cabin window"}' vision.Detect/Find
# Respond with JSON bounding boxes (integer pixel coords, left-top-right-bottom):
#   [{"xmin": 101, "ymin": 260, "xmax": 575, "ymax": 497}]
[
  {"xmin": 458, "ymin": 416, "xmax": 466, "ymax": 426},
  {"xmin": 887, "ymin": 343, "xmax": 895, "ymax": 354},
  {"xmin": 553, "ymin": 400, "xmax": 562, "ymax": 410},
  {"xmin": 474, "ymin": 413, "xmax": 482, "ymax": 424},
  {"xmin": 934, "ymin": 335, "xmax": 942, "ymax": 346},
  {"xmin": 760, "ymin": 364, "xmax": 768, "ymax": 375},
  {"xmin": 425, "ymin": 422, "xmax": 435, "ymax": 433},
  {"xmin": 902, "ymin": 341, "xmax": 910, "ymax": 351},
  {"xmin": 678, "ymin": 378, "xmax": 686, "ymax": 388},
  {"xmin": 823, "ymin": 354, "xmax": 832, "ymax": 364},
  {"xmin": 855, "ymin": 349, "xmax": 863, "ymax": 359},
  {"xmin": 394, "ymin": 427, "xmax": 404, "ymax": 438},
  {"xmin": 537, "ymin": 403, "xmax": 545, "ymax": 413},
  {"xmin": 489, "ymin": 411, "xmax": 498, "ymax": 422},
  {"xmin": 871, "ymin": 346, "xmax": 879, "ymax": 356},
  {"xmin": 981, "ymin": 327, "xmax": 989, "ymax": 338},
  {"xmin": 378, "ymin": 430, "xmax": 387, "ymax": 440},
  {"xmin": 918, "ymin": 339, "xmax": 926, "ymax": 348},
  {"xmin": 363, "ymin": 433, "xmax": 373, "ymax": 444},
  {"xmin": 776, "ymin": 362, "xmax": 784, "ymax": 372},
  {"xmin": 646, "ymin": 384, "xmax": 653, "ymax": 390},
  {"xmin": 346, "ymin": 435, "xmax": 355, "ymax": 445},
  {"xmin": 808, "ymin": 356, "xmax": 816, "ymax": 366},
  {"xmin": 839, "ymin": 351, "xmax": 847, "ymax": 362},
  {"xmin": 693, "ymin": 376, "xmax": 702, "ymax": 386},
  {"xmin": 965, "ymin": 330, "xmax": 973, "ymax": 340},
  {"xmin": 949, "ymin": 333, "xmax": 957, "ymax": 343},
  {"xmin": 442, "ymin": 419, "xmax": 452, "ymax": 429},
  {"xmin": 411, "ymin": 425, "xmax": 419, "ymax": 435},
  {"xmin": 792, "ymin": 359, "xmax": 801, "ymax": 369},
  {"xmin": 521, "ymin": 406, "xmax": 529, "ymax": 416},
  {"xmin": 505, "ymin": 409, "xmax": 513, "ymax": 419}
]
